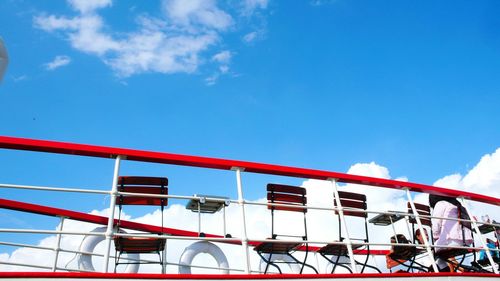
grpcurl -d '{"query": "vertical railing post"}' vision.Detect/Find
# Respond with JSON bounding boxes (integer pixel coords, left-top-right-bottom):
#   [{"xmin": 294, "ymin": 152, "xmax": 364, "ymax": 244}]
[
  {"xmin": 233, "ymin": 167, "xmax": 251, "ymax": 274},
  {"xmin": 162, "ymin": 236, "xmax": 167, "ymax": 274},
  {"xmin": 103, "ymin": 155, "xmax": 122, "ymax": 272},
  {"xmin": 330, "ymin": 178, "xmax": 358, "ymax": 273},
  {"xmin": 460, "ymin": 198, "xmax": 498, "ymax": 274},
  {"xmin": 52, "ymin": 216, "xmax": 65, "ymax": 272},
  {"xmin": 406, "ymin": 189, "xmax": 438, "ymax": 272}
]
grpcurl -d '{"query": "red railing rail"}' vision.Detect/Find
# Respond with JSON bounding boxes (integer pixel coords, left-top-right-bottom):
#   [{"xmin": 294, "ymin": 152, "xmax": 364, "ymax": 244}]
[{"xmin": 0, "ymin": 136, "xmax": 499, "ymax": 206}]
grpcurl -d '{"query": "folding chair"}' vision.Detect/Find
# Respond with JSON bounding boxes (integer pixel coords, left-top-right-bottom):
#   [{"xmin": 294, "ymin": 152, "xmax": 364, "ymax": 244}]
[
  {"xmin": 402, "ymin": 202, "xmax": 434, "ymax": 272},
  {"xmin": 114, "ymin": 176, "xmax": 168, "ymax": 272},
  {"xmin": 254, "ymin": 184, "xmax": 318, "ymax": 274},
  {"xmin": 317, "ymin": 191, "xmax": 380, "ymax": 273},
  {"xmin": 386, "ymin": 234, "xmax": 427, "ymax": 272}
]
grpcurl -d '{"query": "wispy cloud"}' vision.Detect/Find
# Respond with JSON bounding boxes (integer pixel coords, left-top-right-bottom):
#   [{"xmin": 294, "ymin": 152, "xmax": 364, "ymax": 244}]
[
  {"xmin": 241, "ymin": 0, "xmax": 269, "ymax": 16},
  {"xmin": 44, "ymin": 55, "xmax": 72, "ymax": 71},
  {"xmin": 33, "ymin": 0, "xmax": 269, "ymax": 80},
  {"xmin": 13, "ymin": 75, "xmax": 28, "ymax": 82},
  {"xmin": 205, "ymin": 50, "xmax": 232, "ymax": 85}
]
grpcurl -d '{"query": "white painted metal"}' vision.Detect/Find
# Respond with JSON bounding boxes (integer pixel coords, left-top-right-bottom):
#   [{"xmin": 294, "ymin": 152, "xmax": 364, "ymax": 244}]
[
  {"xmin": 197, "ymin": 199, "xmax": 202, "ymax": 235},
  {"xmin": 460, "ymin": 198, "xmax": 498, "ymax": 274},
  {"xmin": 234, "ymin": 167, "xmax": 251, "ymax": 274},
  {"xmin": 330, "ymin": 178, "xmax": 357, "ymax": 273},
  {"xmin": 162, "ymin": 234, "xmax": 167, "ymax": 274},
  {"xmin": 102, "ymin": 156, "xmax": 121, "ymax": 273},
  {"xmin": 52, "ymin": 217, "xmax": 65, "ymax": 272},
  {"xmin": 0, "ymin": 183, "xmax": 109, "ymax": 194},
  {"xmin": 405, "ymin": 189, "xmax": 438, "ymax": 272}
]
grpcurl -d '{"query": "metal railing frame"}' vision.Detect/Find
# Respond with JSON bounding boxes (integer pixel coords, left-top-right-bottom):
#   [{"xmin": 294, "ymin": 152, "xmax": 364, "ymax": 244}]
[{"xmin": 0, "ymin": 140, "xmax": 498, "ymax": 274}]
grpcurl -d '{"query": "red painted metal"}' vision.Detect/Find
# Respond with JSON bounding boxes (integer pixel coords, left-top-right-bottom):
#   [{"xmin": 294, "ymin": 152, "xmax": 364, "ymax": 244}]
[
  {"xmin": 0, "ymin": 136, "xmax": 498, "ymax": 206},
  {"xmin": 0, "ymin": 197, "xmax": 388, "ymax": 255},
  {"xmin": 0, "ymin": 198, "xmax": 215, "ymax": 238},
  {"xmin": 0, "ymin": 272, "xmax": 497, "ymax": 279}
]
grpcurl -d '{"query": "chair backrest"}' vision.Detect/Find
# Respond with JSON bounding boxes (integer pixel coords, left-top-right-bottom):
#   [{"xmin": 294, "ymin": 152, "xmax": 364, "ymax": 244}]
[
  {"xmin": 334, "ymin": 191, "xmax": 367, "ymax": 218},
  {"xmin": 116, "ymin": 176, "xmax": 168, "ymax": 206},
  {"xmin": 406, "ymin": 202, "xmax": 431, "ymax": 227},
  {"xmin": 267, "ymin": 184, "xmax": 308, "ymax": 240},
  {"xmin": 267, "ymin": 184, "xmax": 307, "ymax": 213}
]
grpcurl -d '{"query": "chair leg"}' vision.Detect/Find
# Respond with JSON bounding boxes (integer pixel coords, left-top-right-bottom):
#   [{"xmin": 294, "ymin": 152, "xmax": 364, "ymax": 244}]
[
  {"xmin": 257, "ymin": 252, "xmax": 282, "ymax": 274},
  {"xmin": 288, "ymin": 252, "xmax": 318, "ymax": 274},
  {"xmin": 320, "ymin": 253, "xmax": 352, "ymax": 273}
]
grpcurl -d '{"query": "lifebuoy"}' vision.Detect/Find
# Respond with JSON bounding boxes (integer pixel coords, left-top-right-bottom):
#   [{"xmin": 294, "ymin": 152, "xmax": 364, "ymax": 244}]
[
  {"xmin": 77, "ymin": 226, "xmax": 139, "ymax": 273},
  {"xmin": 258, "ymin": 253, "xmax": 301, "ymax": 273},
  {"xmin": 178, "ymin": 241, "xmax": 229, "ymax": 274}
]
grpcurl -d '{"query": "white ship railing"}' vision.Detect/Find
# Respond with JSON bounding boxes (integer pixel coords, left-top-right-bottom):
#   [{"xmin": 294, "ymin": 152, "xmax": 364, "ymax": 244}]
[{"xmin": 0, "ymin": 136, "xmax": 499, "ymax": 275}]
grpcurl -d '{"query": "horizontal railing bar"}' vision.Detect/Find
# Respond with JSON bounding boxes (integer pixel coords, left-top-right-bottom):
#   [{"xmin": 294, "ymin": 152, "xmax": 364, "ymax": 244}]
[
  {"xmin": 0, "ymin": 229, "xmax": 105, "ymax": 236},
  {"xmin": 0, "ymin": 241, "xmax": 54, "ymax": 251},
  {"xmin": 0, "ymin": 261, "xmax": 92, "ymax": 272},
  {"xmin": 116, "ymin": 192, "xmax": 233, "ymax": 203},
  {"xmin": 0, "ymin": 241, "xmax": 246, "ymax": 272},
  {"xmin": 165, "ymin": 261, "xmax": 244, "ymax": 272},
  {"xmin": 0, "ymin": 241, "xmax": 167, "ymax": 265},
  {"xmin": 0, "ymin": 228, "xmax": 494, "ymax": 253},
  {"xmin": 1, "ymin": 184, "xmax": 496, "ymax": 229},
  {"xmin": 0, "ymin": 183, "xmax": 109, "ymax": 195},
  {"xmin": 1, "ymin": 136, "xmax": 498, "ymax": 206}
]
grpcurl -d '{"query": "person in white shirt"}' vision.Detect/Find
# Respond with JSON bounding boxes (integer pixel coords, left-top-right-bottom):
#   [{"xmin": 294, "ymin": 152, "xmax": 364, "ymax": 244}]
[{"xmin": 429, "ymin": 194, "xmax": 473, "ymax": 271}]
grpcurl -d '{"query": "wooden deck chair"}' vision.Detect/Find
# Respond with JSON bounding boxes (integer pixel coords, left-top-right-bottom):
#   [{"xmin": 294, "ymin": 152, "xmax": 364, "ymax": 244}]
[
  {"xmin": 113, "ymin": 176, "xmax": 168, "ymax": 272},
  {"xmin": 317, "ymin": 191, "xmax": 380, "ymax": 273},
  {"xmin": 253, "ymin": 184, "xmax": 318, "ymax": 274},
  {"xmin": 386, "ymin": 234, "xmax": 427, "ymax": 272},
  {"xmin": 403, "ymin": 202, "xmax": 434, "ymax": 272}
]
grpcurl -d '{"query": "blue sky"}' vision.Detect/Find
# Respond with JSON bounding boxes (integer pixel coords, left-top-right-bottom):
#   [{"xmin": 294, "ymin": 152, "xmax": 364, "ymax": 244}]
[
  {"xmin": 0, "ymin": 0, "xmax": 500, "ymax": 271},
  {"xmin": 0, "ymin": 0, "xmax": 499, "ymax": 201}
]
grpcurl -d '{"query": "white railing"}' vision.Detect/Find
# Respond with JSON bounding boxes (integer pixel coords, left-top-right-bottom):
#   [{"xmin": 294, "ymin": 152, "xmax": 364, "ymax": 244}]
[{"xmin": 0, "ymin": 141, "xmax": 499, "ymax": 274}]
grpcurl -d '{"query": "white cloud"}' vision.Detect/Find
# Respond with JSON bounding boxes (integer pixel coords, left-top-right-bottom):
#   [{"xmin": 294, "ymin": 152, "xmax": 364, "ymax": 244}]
[
  {"xmin": 212, "ymin": 50, "xmax": 231, "ymax": 64},
  {"xmin": 162, "ymin": 0, "xmax": 233, "ymax": 31},
  {"xmin": 3, "ymin": 148, "xmax": 499, "ymax": 273},
  {"xmin": 68, "ymin": 0, "xmax": 112, "ymax": 14},
  {"xmin": 243, "ymin": 31, "xmax": 258, "ymax": 43},
  {"xmin": 13, "ymin": 75, "xmax": 28, "ymax": 82},
  {"xmin": 241, "ymin": 0, "xmax": 269, "ymax": 16},
  {"xmin": 33, "ymin": 0, "xmax": 265, "ymax": 79},
  {"xmin": 205, "ymin": 50, "xmax": 232, "ymax": 85},
  {"xmin": 44, "ymin": 55, "xmax": 72, "ymax": 70}
]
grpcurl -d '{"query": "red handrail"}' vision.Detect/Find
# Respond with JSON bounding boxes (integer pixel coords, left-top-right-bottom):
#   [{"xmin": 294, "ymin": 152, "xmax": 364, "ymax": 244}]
[
  {"xmin": 0, "ymin": 136, "xmax": 498, "ymax": 206},
  {"xmin": 0, "ymin": 197, "xmax": 388, "ymax": 255}
]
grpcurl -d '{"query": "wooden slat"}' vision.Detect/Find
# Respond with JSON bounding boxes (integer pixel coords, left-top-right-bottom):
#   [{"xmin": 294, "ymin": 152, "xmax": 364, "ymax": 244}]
[
  {"xmin": 118, "ymin": 176, "xmax": 168, "ymax": 186},
  {"xmin": 334, "ymin": 198, "xmax": 366, "ymax": 210},
  {"xmin": 118, "ymin": 186, "xmax": 168, "ymax": 195},
  {"xmin": 253, "ymin": 241, "xmax": 302, "ymax": 254},
  {"xmin": 335, "ymin": 210, "xmax": 367, "ymax": 218},
  {"xmin": 337, "ymin": 191, "xmax": 366, "ymax": 202},
  {"xmin": 407, "ymin": 202, "xmax": 430, "ymax": 214},
  {"xmin": 116, "ymin": 197, "xmax": 167, "ymax": 206},
  {"xmin": 267, "ymin": 193, "xmax": 306, "ymax": 204},
  {"xmin": 267, "ymin": 184, "xmax": 306, "ymax": 195},
  {"xmin": 114, "ymin": 237, "xmax": 165, "ymax": 253},
  {"xmin": 268, "ymin": 205, "xmax": 307, "ymax": 213}
]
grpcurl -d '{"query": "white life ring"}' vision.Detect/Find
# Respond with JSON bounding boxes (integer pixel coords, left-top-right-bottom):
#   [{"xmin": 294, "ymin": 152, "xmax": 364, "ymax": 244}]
[
  {"xmin": 178, "ymin": 241, "xmax": 229, "ymax": 274},
  {"xmin": 77, "ymin": 226, "xmax": 139, "ymax": 273},
  {"xmin": 258, "ymin": 253, "xmax": 301, "ymax": 273}
]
